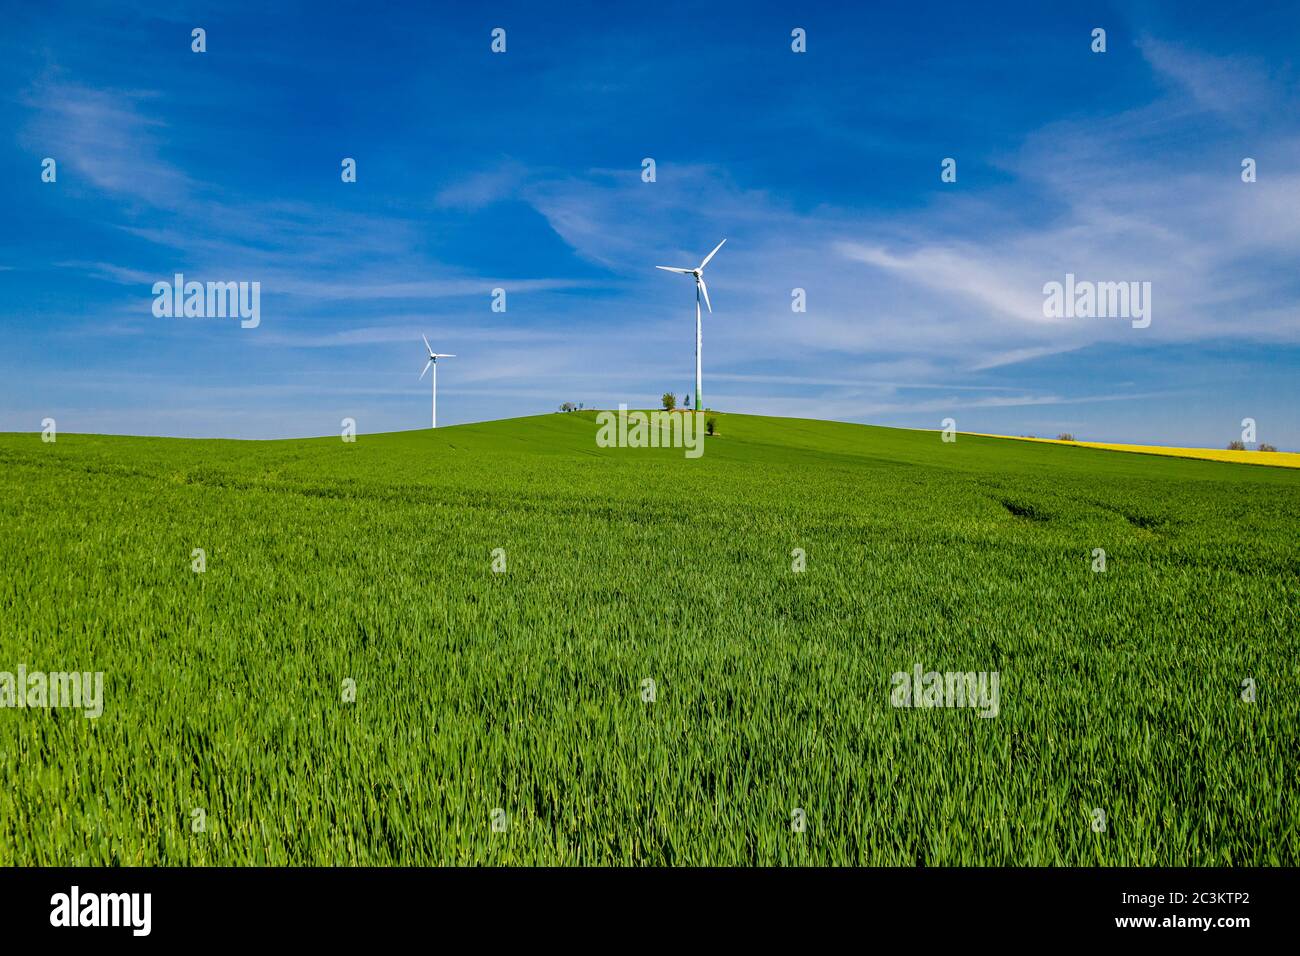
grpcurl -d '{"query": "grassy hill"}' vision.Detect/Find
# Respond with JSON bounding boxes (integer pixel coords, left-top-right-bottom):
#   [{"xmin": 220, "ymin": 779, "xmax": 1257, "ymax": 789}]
[{"xmin": 0, "ymin": 412, "xmax": 1296, "ymax": 865}]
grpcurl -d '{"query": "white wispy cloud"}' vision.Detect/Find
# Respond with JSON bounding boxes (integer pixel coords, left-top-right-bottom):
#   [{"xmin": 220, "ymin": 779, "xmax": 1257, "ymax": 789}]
[{"xmin": 22, "ymin": 79, "xmax": 191, "ymax": 206}]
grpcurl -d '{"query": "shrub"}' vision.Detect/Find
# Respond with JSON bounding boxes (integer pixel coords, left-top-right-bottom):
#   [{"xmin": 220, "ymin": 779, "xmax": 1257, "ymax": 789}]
[
  {"xmin": 706, "ymin": 416, "xmax": 717, "ymax": 436},
  {"xmin": 1259, "ymin": 443, "xmax": 1278, "ymax": 452},
  {"xmin": 1227, "ymin": 440, "xmax": 1246, "ymax": 450},
  {"xmin": 662, "ymin": 393, "xmax": 677, "ymax": 411},
  {"xmin": 1056, "ymin": 433, "xmax": 1074, "ymax": 442}
]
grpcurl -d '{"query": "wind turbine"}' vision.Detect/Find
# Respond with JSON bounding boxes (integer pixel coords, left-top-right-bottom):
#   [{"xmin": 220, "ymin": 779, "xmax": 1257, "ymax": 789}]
[
  {"xmin": 419, "ymin": 335, "xmax": 456, "ymax": 428},
  {"xmin": 657, "ymin": 239, "xmax": 725, "ymax": 413}
]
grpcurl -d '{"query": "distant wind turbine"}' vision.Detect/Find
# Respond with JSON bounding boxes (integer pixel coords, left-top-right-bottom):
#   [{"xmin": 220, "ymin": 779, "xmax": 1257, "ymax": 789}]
[
  {"xmin": 419, "ymin": 335, "xmax": 456, "ymax": 428},
  {"xmin": 656, "ymin": 239, "xmax": 725, "ymax": 413}
]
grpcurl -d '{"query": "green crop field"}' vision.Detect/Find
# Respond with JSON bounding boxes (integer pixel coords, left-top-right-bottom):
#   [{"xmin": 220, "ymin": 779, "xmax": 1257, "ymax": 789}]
[{"xmin": 0, "ymin": 412, "xmax": 1296, "ymax": 865}]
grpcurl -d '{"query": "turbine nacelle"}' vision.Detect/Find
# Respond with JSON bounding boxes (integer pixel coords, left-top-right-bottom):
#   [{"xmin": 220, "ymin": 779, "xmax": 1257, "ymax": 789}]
[
  {"xmin": 420, "ymin": 335, "xmax": 456, "ymax": 378},
  {"xmin": 655, "ymin": 238, "xmax": 725, "ymax": 314}
]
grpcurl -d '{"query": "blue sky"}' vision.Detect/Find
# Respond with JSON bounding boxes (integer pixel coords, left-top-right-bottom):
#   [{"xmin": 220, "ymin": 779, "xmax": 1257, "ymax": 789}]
[{"xmin": 3, "ymin": 0, "xmax": 1298, "ymax": 445}]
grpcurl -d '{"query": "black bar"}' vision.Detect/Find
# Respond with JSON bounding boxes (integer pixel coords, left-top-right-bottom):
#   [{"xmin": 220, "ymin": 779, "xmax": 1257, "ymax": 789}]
[{"xmin": 0, "ymin": 867, "xmax": 1289, "ymax": 942}]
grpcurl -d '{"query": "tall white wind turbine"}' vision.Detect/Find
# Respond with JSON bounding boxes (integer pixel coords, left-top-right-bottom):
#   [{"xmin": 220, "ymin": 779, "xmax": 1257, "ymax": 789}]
[
  {"xmin": 419, "ymin": 335, "xmax": 456, "ymax": 428},
  {"xmin": 656, "ymin": 239, "xmax": 725, "ymax": 412}
]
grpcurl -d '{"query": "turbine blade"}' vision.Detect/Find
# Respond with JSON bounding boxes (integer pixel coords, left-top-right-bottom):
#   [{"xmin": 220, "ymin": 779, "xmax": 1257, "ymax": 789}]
[
  {"xmin": 698, "ymin": 238, "xmax": 726, "ymax": 270},
  {"xmin": 420, "ymin": 359, "xmax": 432, "ymax": 380},
  {"xmin": 422, "ymin": 334, "xmax": 432, "ymax": 355},
  {"xmin": 656, "ymin": 266, "xmax": 692, "ymax": 274},
  {"xmin": 437, "ymin": 354, "xmax": 456, "ymax": 358},
  {"xmin": 698, "ymin": 277, "xmax": 712, "ymax": 313}
]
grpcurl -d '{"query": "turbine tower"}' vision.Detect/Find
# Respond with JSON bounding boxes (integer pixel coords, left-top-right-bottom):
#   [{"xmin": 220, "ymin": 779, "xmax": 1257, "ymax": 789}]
[
  {"xmin": 657, "ymin": 239, "xmax": 725, "ymax": 413},
  {"xmin": 419, "ymin": 335, "xmax": 456, "ymax": 428}
]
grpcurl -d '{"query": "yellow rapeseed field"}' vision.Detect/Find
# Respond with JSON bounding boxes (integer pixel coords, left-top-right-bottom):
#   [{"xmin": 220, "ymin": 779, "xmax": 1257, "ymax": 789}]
[{"xmin": 971, "ymin": 433, "xmax": 1300, "ymax": 468}]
